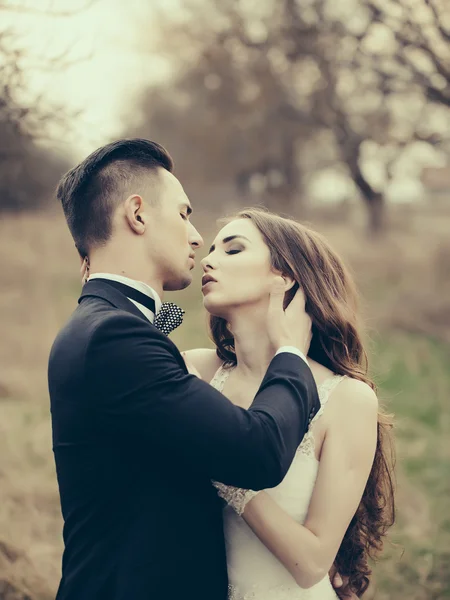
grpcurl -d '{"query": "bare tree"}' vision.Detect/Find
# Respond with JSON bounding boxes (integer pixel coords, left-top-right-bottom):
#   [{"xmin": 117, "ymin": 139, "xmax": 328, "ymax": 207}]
[
  {"xmin": 132, "ymin": 0, "xmax": 449, "ymax": 232},
  {"xmin": 215, "ymin": 0, "xmax": 449, "ymax": 232},
  {"xmin": 0, "ymin": 0, "xmax": 98, "ymax": 211},
  {"xmin": 367, "ymin": 0, "xmax": 449, "ymax": 107}
]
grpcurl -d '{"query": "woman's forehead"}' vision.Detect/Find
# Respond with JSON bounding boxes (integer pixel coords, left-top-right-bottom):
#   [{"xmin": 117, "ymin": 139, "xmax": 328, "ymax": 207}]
[{"xmin": 214, "ymin": 218, "xmax": 260, "ymax": 242}]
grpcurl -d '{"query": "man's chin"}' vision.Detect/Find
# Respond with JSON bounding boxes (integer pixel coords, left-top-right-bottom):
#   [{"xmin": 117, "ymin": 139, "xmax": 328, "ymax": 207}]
[{"xmin": 163, "ymin": 274, "xmax": 193, "ymax": 292}]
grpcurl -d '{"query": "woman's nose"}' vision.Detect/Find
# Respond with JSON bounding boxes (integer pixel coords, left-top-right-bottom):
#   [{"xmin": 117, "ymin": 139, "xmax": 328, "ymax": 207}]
[{"xmin": 201, "ymin": 254, "xmax": 214, "ymax": 270}]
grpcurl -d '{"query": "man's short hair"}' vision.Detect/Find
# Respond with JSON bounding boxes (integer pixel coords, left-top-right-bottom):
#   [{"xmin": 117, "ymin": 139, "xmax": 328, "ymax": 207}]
[{"xmin": 56, "ymin": 138, "xmax": 174, "ymax": 257}]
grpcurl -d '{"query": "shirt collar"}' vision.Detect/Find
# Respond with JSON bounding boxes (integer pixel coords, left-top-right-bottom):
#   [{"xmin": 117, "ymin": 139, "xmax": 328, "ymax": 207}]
[{"xmin": 88, "ymin": 273, "xmax": 162, "ymax": 323}]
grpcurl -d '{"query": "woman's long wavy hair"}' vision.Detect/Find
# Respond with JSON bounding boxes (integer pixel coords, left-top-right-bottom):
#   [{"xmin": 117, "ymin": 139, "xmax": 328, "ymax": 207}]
[{"xmin": 209, "ymin": 208, "xmax": 395, "ymax": 596}]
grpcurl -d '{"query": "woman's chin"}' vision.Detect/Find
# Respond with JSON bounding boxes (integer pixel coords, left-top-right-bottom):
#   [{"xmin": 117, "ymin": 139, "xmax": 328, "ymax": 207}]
[{"xmin": 202, "ymin": 295, "xmax": 229, "ymax": 319}]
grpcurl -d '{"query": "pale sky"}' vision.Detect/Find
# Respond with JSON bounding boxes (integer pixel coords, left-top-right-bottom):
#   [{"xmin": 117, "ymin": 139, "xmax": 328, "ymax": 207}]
[
  {"xmin": 1, "ymin": 0, "xmax": 446, "ymax": 200},
  {"xmin": 2, "ymin": 0, "xmax": 170, "ymax": 158}
]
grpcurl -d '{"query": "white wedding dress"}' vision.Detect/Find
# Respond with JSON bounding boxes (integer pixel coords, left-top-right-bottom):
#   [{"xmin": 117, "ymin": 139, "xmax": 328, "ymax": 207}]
[{"xmin": 210, "ymin": 366, "xmax": 345, "ymax": 600}]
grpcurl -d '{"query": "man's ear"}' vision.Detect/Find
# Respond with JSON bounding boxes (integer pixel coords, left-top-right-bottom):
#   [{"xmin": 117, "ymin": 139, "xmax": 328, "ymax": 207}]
[{"xmin": 124, "ymin": 194, "xmax": 146, "ymax": 234}]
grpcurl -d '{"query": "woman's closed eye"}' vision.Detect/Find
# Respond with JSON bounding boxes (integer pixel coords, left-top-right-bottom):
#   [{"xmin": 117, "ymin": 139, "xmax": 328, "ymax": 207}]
[{"xmin": 226, "ymin": 248, "xmax": 242, "ymax": 255}]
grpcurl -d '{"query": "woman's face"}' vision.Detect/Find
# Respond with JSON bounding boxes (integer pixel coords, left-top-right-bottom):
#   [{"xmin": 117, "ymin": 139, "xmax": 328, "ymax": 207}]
[{"xmin": 201, "ymin": 218, "xmax": 277, "ymax": 318}]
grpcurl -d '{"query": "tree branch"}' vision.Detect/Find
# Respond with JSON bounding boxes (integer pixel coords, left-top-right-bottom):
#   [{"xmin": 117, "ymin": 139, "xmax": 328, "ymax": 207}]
[
  {"xmin": 424, "ymin": 0, "xmax": 450, "ymax": 42},
  {"xmin": 0, "ymin": 0, "xmax": 98, "ymax": 18}
]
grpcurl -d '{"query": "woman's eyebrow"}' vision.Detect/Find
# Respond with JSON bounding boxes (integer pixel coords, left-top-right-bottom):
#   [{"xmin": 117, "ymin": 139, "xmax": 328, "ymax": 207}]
[{"xmin": 209, "ymin": 235, "xmax": 251, "ymax": 253}]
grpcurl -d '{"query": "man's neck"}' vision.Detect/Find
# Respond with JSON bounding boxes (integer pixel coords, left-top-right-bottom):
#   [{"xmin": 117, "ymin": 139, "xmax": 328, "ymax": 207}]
[{"xmin": 89, "ymin": 254, "xmax": 163, "ymax": 301}]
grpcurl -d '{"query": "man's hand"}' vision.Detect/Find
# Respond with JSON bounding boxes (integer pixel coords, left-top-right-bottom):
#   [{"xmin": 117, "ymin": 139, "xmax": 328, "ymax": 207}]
[
  {"xmin": 267, "ymin": 277, "xmax": 312, "ymax": 355},
  {"xmin": 329, "ymin": 566, "xmax": 359, "ymax": 599}
]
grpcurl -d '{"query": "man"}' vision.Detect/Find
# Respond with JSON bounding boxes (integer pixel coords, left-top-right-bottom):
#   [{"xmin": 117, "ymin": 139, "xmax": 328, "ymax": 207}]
[{"xmin": 48, "ymin": 139, "xmax": 345, "ymax": 599}]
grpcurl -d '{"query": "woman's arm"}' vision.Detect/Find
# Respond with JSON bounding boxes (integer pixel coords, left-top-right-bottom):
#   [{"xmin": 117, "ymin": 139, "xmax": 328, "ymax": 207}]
[{"xmin": 240, "ymin": 378, "xmax": 378, "ymax": 589}]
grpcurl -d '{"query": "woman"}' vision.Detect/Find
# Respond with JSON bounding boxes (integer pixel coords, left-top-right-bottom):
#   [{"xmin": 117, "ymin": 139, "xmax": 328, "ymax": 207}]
[{"xmin": 184, "ymin": 208, "xmax": 395, "ymax": 599}]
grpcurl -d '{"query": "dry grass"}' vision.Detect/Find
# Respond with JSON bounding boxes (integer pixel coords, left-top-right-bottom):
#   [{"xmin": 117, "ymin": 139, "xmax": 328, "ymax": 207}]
[{"xmin": 0, "ymin": 207, "xmax": 449, "ymax": 599}]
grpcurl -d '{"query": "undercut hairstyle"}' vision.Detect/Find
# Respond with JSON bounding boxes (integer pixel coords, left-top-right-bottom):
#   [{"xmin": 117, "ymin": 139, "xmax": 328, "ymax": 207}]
[{"xmin": 56, "ymin": 138, "xmax": 174, "ymax": 257}]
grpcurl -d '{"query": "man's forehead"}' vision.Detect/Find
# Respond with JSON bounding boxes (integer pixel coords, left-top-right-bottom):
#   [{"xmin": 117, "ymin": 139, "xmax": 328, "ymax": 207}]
[{"xmin": 157, "ymin": 169, "xmax": 190, "ymax": 202}]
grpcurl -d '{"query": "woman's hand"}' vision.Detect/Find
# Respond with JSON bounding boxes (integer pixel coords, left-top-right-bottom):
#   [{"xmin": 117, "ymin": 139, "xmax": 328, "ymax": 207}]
[
  {"xmin": 80, "ymin": 257, "xmax": 89, "ymax": 285},
  {"xmin": 330, "ymin": 567, "xmax": 359, "ymax": 599}
]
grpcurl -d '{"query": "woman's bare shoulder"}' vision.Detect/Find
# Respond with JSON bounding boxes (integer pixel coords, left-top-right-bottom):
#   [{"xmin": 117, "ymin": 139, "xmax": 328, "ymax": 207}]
[
  {"xmin": 328, "ymin": 376, "xmax": 379, "ymax": 424},
  {"xmin": 182, "ymin": 348, "xmax": 223, "ymax": 382},
  {"xmin": 337, "ymin": 377, "xmax": 378, "ymax": 404}
]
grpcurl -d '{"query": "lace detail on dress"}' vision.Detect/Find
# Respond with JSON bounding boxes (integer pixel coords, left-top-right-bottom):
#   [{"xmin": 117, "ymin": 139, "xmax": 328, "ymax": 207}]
[
  {"xmin": 297, "ymin": 375, "xmax": 345, "ymax": 459},
  {"xmin": 209, "ymin": 366, "xmax": 345, "ymax": 461},
  {"xmin": 228, "ymin": 583, "xmax": 319, "ymax": 599},
  {"xmin": 210, "ymin": 364, "xmax": 232, "ymax": 393},
  {"xmin": 210, "ymin": 364, "xmax": 342, "ymax": 599},
  {"xmin": 213, "ymin": 482, "xmax": 260, "ymax": 515},
  {"xmin": 210, "ymin": 365, "xmax": 261, "ymax": 514}
]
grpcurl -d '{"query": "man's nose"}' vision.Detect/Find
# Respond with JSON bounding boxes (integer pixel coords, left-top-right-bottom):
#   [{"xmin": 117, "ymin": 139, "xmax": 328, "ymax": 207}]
[{"xmin": 189, "ymin": 223, "xmax": 204, "ymax": 250}]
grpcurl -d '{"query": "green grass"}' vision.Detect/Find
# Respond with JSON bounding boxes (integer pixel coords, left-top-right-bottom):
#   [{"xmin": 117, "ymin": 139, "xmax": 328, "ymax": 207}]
[
  {"xmin": 369, "ymin": 333, "xmax": 450, "ymax": 599},
  {"xmin": 1, "ymin": 212, "xmax": 449, "ymax": 599}
]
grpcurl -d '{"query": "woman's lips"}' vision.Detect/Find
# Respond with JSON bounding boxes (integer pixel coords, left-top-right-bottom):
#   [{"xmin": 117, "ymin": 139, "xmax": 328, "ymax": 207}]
[{"xmin": 202, "ymin": 274, "xmax": 217, "ymax": 287}]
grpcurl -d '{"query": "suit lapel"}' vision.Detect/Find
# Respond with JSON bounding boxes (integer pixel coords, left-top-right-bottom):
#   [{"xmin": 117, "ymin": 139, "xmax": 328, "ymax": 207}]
[
  {"xmin": 79, "ymin": 280, "xmax": 152, "ymax": 325},
  {"xmin": 79, "ymin": 279, "xmax": 189, "ymax": 374}
]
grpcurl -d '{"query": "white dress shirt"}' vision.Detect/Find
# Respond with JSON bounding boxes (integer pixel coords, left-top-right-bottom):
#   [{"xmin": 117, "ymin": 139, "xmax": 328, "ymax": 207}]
[{"xmin": 88, "ymin": 273, "xmax": 162, "ymax": 324}]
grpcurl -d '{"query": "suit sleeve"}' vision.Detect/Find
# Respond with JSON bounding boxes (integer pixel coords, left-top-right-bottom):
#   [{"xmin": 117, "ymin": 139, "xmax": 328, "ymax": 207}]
[{"xmin": 86, "ymin": 313, "xmax": 320, "ymax": 490}]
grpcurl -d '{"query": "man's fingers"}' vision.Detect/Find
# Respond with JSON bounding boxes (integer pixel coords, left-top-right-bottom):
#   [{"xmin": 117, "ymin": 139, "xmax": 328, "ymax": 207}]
[
  {"xmin": 271, "ymin": 276, "xmax": 286, "ymax": 297},
  {"xmin": 285, "ymin": 285, "xmax": 306, "ymax": 313},
  {"xmin": 269, "ymin": 276, "xmax": 286, "ymax": 311}
]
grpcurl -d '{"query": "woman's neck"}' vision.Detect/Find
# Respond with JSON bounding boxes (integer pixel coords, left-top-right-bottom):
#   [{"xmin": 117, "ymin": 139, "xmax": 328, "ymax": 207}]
[
  {"xmin": 227, "ymin": 306, "xmax": 323, "ymax": 383},
  {"xmin": 228, "ymin": 307, "xmax": 275, "ymax": 381}
]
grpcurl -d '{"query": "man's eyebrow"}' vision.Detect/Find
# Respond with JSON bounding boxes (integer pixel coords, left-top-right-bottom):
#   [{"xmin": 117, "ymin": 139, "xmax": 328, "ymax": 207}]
[{"xmin": 208, "ymin": 235, "xmax": 250, "ymax": 253}]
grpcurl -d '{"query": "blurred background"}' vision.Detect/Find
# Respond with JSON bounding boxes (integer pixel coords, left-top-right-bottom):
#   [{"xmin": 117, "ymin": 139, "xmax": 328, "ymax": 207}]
[{"xmin": 0, "ymin": 0, "xmax": 449, "ymax": 598}]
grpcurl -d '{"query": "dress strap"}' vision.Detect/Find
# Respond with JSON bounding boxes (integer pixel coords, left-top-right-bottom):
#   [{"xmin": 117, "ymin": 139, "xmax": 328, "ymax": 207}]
[
  {"xmin": 312, "ymin": 374, "xmax": 346, "ymax": 426},
  {"xmin": 297, "ymin": 374, "xmax": 346, "ymax": 459},
  {"xmin": 210, "ymin": 364, "xmax": 233, "ymax": 393},
  {"xmin": 210, "ymin": 366, "xmax": 345, "ymax": 416}
]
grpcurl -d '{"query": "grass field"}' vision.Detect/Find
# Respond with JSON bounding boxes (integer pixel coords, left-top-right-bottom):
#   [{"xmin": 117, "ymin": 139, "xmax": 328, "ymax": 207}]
[{"xmin": 0, "ymin": 209, "xmax": 449, "ymax": 599}]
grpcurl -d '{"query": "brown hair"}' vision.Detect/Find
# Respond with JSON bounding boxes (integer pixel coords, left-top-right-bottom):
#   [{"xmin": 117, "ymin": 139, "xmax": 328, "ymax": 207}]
[{"xmin": 209, "ymin": 208, "xmax": 395, "ymax": 596}]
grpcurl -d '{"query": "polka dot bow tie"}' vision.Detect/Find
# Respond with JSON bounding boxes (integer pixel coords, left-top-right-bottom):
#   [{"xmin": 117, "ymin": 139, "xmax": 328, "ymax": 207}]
[{"xmin": 154, "ymin": 302, "xmax": 185, "ymax": 336}]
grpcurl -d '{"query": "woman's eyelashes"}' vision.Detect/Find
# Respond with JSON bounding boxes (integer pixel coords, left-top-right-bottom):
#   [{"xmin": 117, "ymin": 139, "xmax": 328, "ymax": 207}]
[{"xmin": 225, "ymin": 248, "xmax": 242, "ymax": 255}]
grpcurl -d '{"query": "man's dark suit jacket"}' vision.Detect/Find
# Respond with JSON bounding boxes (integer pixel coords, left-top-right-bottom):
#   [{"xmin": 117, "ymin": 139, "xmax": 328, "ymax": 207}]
[{"xmin": 48, "ymin": 279, "xmax": 320, "ymax": 600}]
